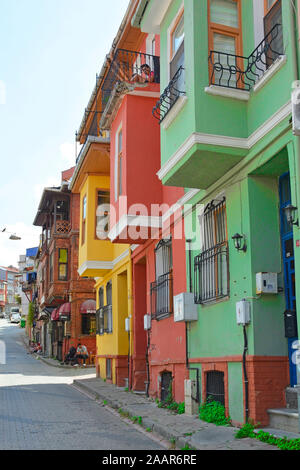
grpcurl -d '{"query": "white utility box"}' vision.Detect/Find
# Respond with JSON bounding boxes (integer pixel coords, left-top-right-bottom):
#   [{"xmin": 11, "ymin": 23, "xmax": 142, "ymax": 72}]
[
  {"xmin": 174, "ymin": 292, "xmax": 198, "ymax": 322},
  {"xmin": 144, "ymin": 314, "xmax": 151, "ymax": 330},
  {"xmin": 125, "ymin": 317, "xmax": 130, "ymax": 332},
  {"xmin": 236, "ymin": 300, "xmax": 251, "ymax": 325},
  {"xmin": 256, "ymin": 272, "xmax": 278, "ymax": 294}
]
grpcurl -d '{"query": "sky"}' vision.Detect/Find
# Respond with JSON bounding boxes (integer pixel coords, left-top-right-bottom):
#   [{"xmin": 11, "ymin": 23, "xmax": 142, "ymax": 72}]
[{"xmin": 0, "ymin": 0, "xmax": 129, "ymax": 268}]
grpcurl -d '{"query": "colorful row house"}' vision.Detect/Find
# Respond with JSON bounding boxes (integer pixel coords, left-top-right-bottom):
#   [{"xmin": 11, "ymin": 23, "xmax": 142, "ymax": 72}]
[
  {"xmin": 33, "ymin": 168, "xmax": 96, "ymax": 361},
  {"xmin": 68, "ymin": 0, "xmax": 300, "ymax": 432},
  {"xmin": 134, "ymin": 0, "xmax": 300, "ymax": 429}
]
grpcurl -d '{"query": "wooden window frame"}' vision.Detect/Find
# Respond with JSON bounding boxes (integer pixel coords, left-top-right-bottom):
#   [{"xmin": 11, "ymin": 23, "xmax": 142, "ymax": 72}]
[
  {"xmin": 208, "ymin": 0, "xmax": 243, "ymax": 85},
  {"xmin": 81, "ymin": 194, "xmax": 87, "ymax": 245},
  {"xmin": 264, "ymin": 0, "xmax": 280, "ymax": 15},
  {"xmin": 170, "ymin": 8, "xmax": 184, "ymax": 62},
  {"xmin": 58, "ymin": 248, "xmax": 68, "ymax": 282},
  {"xmin": 95, "ymin": 188, "xmax": 110, "ymax": 240}
]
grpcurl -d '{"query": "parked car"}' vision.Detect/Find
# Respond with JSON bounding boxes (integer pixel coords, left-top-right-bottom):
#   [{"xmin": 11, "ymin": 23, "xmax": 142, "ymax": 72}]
[{"xmin": 10, "ymin": 313, "xmax": 21, "ymax": 323}]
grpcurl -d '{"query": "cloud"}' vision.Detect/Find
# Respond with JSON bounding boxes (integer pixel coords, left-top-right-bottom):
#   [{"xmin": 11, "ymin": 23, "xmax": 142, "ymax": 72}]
[
  {"xmin": 33, "ymin": 176, "xmax": 60, "ymax": 206},
  {"xmin": 60, "ymin": 141, "xmax": 76, "ymax": 168},
  {"xmin": 0, "ymin": 222, "xmax": 41, "ymax": 268}
]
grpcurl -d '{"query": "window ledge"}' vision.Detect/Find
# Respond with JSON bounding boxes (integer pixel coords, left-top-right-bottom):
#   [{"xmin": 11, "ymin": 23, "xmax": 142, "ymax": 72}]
[
  {"xmin": 198, "ymin": 296, "xmax": 230, "ymax": 307},
  {"xmin": 161, "ymin": 95, "xmax": 187, "ymax": 129},
  {"xmin": 204, "ymin": 86, "xmax": 250, "ymax": 101},
  {"xmin": 253, "ymin": 55, "xmax": 286, "ymax": 93}
]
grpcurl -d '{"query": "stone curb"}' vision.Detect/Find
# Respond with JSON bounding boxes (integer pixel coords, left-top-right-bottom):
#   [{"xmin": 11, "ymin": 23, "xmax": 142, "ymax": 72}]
[{"xmin": 72, "ymin": 380, "xmax": 197, "ymax": 450}]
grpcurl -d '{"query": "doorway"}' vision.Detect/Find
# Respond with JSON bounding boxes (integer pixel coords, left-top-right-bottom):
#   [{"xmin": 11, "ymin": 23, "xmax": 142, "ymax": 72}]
[{"xmin": 279, "ymin": 172, "xmax": 298, "ymax": 386}]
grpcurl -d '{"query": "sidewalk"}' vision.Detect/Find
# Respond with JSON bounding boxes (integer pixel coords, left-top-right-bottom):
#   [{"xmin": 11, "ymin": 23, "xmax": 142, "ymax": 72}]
[
  {"xmin": 72, "ymin": 377, "xmax": 280, "ymax": 451},
  {"xmin": 21, "ymin": 333, "xmax": 96, "ymax": 371}
]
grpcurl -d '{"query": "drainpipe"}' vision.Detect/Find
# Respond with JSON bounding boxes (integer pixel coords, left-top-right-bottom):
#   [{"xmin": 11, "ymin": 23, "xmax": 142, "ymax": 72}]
[
  {"xmin": 145, "ymin": 328, "xmax": 150, "ymax": 397},
  {"xmin": 242, "ymin": 325, "xmax": 249, "ymax": 422},
  {"xmin": 185, "ymin": 240, "xmax": 200, "ymax": 404}
]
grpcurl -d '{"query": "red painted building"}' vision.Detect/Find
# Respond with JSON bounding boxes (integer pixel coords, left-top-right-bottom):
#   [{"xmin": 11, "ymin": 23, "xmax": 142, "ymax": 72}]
[
  {"xmin": 33, "ymin": 168, "xmax": 96, "ymax": 361},
  {"xmin": 101, "ymin": 14, "xmax": 188, "ymax": 402}
]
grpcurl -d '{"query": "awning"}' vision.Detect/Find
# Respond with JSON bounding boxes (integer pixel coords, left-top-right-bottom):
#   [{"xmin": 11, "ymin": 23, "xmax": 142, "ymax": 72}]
[
  {"xmin": 58, "ymin": 302, "xmax": 71, "ymax": 321},
  {"xmin": 51, "ymin": 308, "xmax": 59, "ymax": 321},
  {"xmin": 80, "ymin": 299, "xmax": 96, "ymax": 314}
]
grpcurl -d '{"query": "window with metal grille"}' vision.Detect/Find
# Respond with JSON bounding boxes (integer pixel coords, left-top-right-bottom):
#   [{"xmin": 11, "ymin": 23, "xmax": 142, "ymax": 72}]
[
  {"xmin": 106, "ymin": 358, "xmax": 112, "ymax": 380},
  {"xmin": 151, "ymin": 238, "xmax": 173, "ymax": 320},
  {"xmin": 206, "ymin": 370, "xmax": 225, "ymax": 406},
  {"xmin": 194, "ymin": 198, "xmax": 229, "ymax": 304}
]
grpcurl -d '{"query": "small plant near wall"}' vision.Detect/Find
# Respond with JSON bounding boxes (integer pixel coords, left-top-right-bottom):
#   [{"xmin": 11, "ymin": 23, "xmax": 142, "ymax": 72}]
[
  {"xmin": 199, "ymin": 399, "xmax": 231, "ymax": 426},
  {"xmin": 156, "ymin": 384, "xmax": 185, "ymax": 414},
  {"xmin": 235, "ymin": 422, "xmax": 300, "ymax": 450}
]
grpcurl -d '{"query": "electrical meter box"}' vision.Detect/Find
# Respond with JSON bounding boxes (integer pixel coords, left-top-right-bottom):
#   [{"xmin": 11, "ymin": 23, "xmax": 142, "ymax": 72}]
[
  {"xmin": 256, "ymin": 272, "xmax": 278, "ymax": 294},
  {"xmin": 125, "ymin": 317, "xmax": 130, "ymax": 332},
  {"xmin": 236, "ymin": 300, "xmax": 251, "ymax": 325},
  {"xmin": 174, "ymin": 292, "xmax": 198, "ymax": 322},
  {"xmin": 144, "ymin": 314, "xmax": 151, "ymax": 331}
]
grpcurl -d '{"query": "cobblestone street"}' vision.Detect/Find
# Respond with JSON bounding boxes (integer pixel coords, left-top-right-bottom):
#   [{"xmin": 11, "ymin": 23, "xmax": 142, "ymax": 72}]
[{"xmin": 0, "ymin": 320, "xmax": 165, "ymax": 450}]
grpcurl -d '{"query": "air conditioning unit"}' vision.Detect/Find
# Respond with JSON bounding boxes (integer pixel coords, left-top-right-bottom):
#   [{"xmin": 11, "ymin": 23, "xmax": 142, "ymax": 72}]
[
  {"xmin": 174, "ymin": 292, "xmax": 198, "ymax": 322},
  {"xmin": 292, "ymin": 84, "xmax": 300, "ymax": 136}
]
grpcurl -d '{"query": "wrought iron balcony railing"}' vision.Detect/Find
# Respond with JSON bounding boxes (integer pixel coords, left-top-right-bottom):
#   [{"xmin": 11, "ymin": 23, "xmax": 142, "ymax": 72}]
[
  {"xmin": 150, "ymin": 271, "xmax": 173, "ymax": 320},
  {"xmin": 152, "ymin": 66, "xmax": 185, "ymax": 123},
  {"xmin": 101, "ymin": 48, "xmax": 160, "ymax": 112},
  {"xmin": 194, "ymin": 243, "xmax": 229, "ymax": 304},
  {"xmin": 209, "ymin": 24, "xmax": 283, "ymax": 91}
]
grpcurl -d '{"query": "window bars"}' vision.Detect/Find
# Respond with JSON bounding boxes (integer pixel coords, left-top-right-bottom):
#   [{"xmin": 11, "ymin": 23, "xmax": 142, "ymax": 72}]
[
  {"xmin": 194, "ymin": 198, "xmax": 229, "ymax": 304},
  {"xmin": 151, "ymin": 238, "xmax": 173, "ymax": 320},
  {"xmin": 209, "ymin": 23, "xmax": 283, "ymax": 91},
  {"xmin": 152, "ymin": 66, "xmax": 185, "ymax": 123},
  {"xmin": 150, "ymin": 271, "xmax": 173, "ymax": 320}
]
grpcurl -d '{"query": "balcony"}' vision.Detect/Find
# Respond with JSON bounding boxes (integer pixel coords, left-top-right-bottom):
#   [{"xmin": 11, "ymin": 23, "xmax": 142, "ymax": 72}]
[
  {"xmin": 150, "ymin": 271, "xmax": 173, "ymax": 320},
  {"xmin": 153, "ymin": 66, "xmax": 185, "ymax": 124},
  {"xmin": 208, "ymin": 24, "xmax": 283, "ymax": 92},
  {"xmin": 100, "ymin": 49, "xmax": 160, "ymax": 128},
  {"xmin": 51, "ymin": 220, "xmax": 71, "ymax": 237}
]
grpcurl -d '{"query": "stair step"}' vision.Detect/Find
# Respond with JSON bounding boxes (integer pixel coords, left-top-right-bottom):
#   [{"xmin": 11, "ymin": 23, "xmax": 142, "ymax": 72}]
[{"xmin": 267, "ymin": 408, "xmax": 299, "ymax": 434}]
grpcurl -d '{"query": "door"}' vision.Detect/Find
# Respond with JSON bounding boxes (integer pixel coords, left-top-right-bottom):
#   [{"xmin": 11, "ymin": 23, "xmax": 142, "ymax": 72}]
[
  {"xmin": 161, "ymin": 371, "xmax": 172, "ymax": 402},
  {"xmin": 279, "ymin": 173, "xmax": 298, "ymax": 387}
]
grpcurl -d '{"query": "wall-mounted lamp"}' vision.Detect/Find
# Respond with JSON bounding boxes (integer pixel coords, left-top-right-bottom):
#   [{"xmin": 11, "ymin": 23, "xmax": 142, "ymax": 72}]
[
  {"xmin": 284, "ymin": 204, "xmax": 298, "ymax": 227},
  {"xmin": 232, "ymin": 233, "xmax": 247, "ymax": 252}
]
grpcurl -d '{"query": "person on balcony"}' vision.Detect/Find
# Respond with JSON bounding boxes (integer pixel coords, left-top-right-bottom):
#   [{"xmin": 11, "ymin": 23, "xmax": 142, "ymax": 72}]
[{"xmin": 131, "ymin": 64, "xmax": 154, "ymax": 84}]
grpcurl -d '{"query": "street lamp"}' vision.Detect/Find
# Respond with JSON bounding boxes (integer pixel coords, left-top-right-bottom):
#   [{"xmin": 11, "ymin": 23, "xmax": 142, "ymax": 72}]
[
  {"xmin": 232, "ymin": 233, "xmax": 247, "ymax": 252},
  {"xmin": 1, "ymin": 228, "xmax": 22, "ymax": 240}
]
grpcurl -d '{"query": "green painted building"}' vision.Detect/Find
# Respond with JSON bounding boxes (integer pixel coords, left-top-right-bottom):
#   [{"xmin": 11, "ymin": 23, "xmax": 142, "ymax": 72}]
[{"xmin": 133, "ymin": 0, "xmax": 300, "ymax": 428}]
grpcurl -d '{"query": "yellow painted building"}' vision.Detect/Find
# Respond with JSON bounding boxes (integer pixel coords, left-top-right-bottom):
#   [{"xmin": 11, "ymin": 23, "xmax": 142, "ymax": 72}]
[{"xmin": 70, "ymin": 134, "xmax": 132, "ymax": 386}]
